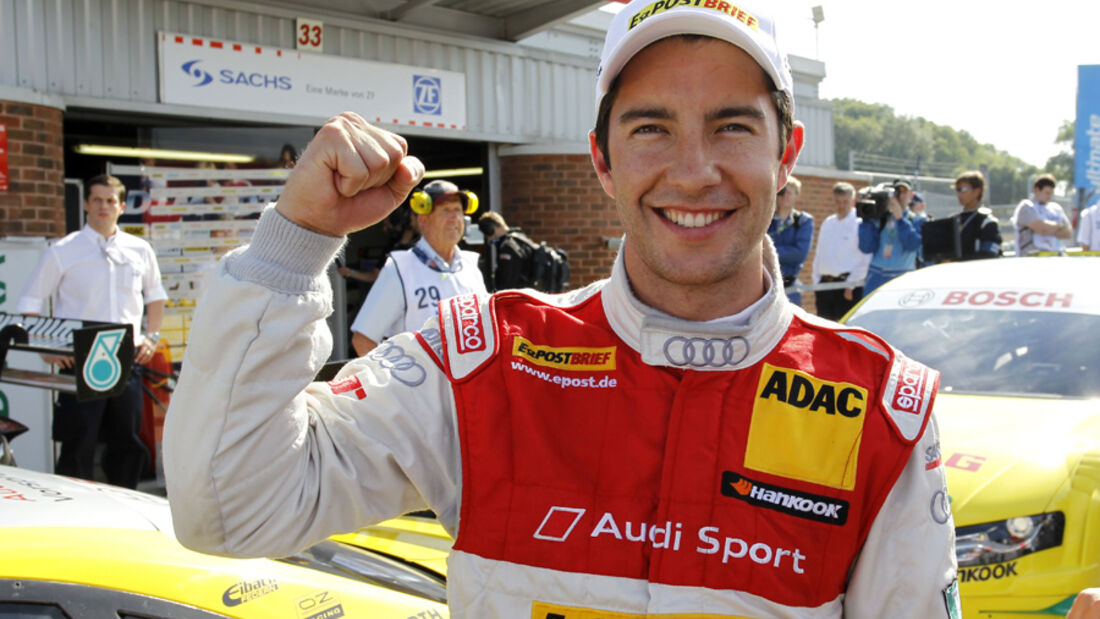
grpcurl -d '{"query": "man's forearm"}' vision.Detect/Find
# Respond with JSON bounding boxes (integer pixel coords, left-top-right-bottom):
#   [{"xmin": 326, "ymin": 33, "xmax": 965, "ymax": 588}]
[{"xmin": 145, "ymin": 300, "xmax": 165, "ymax": 335}]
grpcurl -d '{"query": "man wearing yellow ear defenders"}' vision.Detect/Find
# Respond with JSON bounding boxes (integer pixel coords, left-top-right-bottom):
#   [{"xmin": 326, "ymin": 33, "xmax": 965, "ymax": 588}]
[{"xmin": 349, "ymin": 179, "xmax": 487, "ymax": 356}]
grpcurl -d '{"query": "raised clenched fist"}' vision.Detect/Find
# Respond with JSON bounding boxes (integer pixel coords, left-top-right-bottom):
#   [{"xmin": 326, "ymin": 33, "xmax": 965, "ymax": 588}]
[{"xmin": 276, "ymin": 112, "xmax": 424, "ymax": 237}]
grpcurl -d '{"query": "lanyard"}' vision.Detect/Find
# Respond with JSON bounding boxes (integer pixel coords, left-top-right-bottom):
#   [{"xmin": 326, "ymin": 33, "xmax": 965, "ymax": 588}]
[{"xmin": 411, "ymin": 245, "xmax": 462, "ymax": 274}]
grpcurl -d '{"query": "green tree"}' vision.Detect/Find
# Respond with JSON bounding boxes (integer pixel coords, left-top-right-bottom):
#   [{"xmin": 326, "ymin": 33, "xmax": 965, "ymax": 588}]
[
  {"xmin": 833, "ymin": 98, "xmax": 1041, "ymax": 203},
  {"xmin": 1045, "ymin": 120, "xmax": 1074, "ymax": 185}
]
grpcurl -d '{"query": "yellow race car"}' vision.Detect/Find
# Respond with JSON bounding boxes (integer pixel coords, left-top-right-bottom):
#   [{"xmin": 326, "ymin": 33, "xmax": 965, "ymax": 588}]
[
  {"xmin": 843, "ymin": 256, "xmax": 1100, "ymax": 618},
  {"xmin": 0, "ymin": 464, "xmax": 451, "ymax": 618}
]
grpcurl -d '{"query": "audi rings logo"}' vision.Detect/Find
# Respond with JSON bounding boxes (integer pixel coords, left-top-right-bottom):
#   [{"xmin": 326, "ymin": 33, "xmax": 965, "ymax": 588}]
[
  {"xmin": 930, "ymin": 489, "xmax": 952, "ymax": 525},
  {"xmin": 663, "ymin": 336, "xmax": 749, "ymax": 368},
  {"xmin": 181, "ymin": 60, "xmax": 214, "ymax": 86},
  {"xmin": 370, "ymin": 342, "xmax": 426, "ymax": 387},
  {"xmin": 450, "ymin": 295, "xmax": 486, "ymax": 354}
]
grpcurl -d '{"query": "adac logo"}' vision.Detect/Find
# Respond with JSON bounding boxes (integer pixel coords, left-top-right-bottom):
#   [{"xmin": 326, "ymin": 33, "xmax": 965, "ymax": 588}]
[
  {"xmin": 83, "ymin": 328, "xmax": 127, "ymax": 392},
  {"xmin": 181, "ymin": 60, "xmax": 213, "ymax": 86},
  {"xmin": 758, "ymin": 366, "xmax": 865, "ymax": 418},
  {"xmin": 720, "ymin": 471, "xmax": 849, "ymax": 526},
  {"xmin": 412, "ymin": 75, "xmax": 442, "ymax": 115}
]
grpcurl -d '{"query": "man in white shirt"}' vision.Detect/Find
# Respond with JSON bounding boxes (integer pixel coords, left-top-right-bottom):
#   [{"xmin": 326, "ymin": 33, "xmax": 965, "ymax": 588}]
[
  {"xmin": 18, "ymin": 174, "xmax": 167, "ymax": 488},
  {"xmin": 812, "ymin": 182, "xmax": 870, "ymax": 320},
  {"xmin": 1014, "ymin": 174, "xmax": 1072, "ymax": 255},
  {"xmin": 349, "ymin": 179, "xmax": 486, "ymax": 356},
  {"xmin": 1077, "ymin": 200, "xmax": 1099, "ymax": 251}
]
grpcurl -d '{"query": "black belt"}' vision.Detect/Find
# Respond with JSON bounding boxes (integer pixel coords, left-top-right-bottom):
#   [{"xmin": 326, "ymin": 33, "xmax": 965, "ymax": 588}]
[
  {"xmin": 820, "ymin": 273, "xmax": 849, "ymax": 283},
  {"xmin": 782, "ymin": 276, "xmax": 797, "ymax": 287}
]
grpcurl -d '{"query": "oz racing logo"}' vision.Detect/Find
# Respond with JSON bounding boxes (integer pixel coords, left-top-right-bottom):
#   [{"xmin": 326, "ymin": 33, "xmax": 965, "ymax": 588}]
[{"xmin": 181, "ymin": 60, "xmax": 214, "ymax": 86}]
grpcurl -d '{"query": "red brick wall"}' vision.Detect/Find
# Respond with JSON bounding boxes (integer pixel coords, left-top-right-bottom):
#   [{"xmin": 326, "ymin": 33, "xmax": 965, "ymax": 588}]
[
  {"xmin": 499, "ymin": 153, "xmax": 620, "ymax": 288},
  {"xmin": 0, "ymin": 100, "xmax": 65, "ymax": 238}
]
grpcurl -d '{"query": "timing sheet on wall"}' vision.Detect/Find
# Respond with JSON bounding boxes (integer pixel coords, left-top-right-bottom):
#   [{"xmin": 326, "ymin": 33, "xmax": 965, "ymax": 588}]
[
  {"xmin": 110, "ymin": 163, "xmax": 290, "ymax": 362},
  {"xmin": 158, "ymin": 31, "xmax": 468, "ymax": 131}
]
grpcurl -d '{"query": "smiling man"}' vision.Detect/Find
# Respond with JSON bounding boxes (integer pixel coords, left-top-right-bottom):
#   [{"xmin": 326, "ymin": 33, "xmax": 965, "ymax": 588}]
[
  {"xmin": 348, "ymin": 179, "xmax": 486, "ymax": 356},
  {"xmin": 165, "ymin": 1, "xmax": 958, "ymax": 617}
]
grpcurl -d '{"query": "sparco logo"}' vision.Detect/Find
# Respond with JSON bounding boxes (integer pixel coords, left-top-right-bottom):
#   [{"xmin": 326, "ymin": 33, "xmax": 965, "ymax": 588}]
[
  {"xmin": 450, "ymin": 294, "xmax": 485, "ymax": 353},
  {"xmin": 959, "ymin": 561, "xmax": 1017, "ymax": 583},
  {"xmin": 892, "ymin": 357, "xmax": 928, "ymax": 415},
  {"xmin": 663, "ymin": 335, "xmax": 749, "ymax": 368},
  {"xmin": 721, "ymin": 471, "xmax": 849, "ymax": 525},
  {"xmin": 222, "ymin": 578, "xmax": 279, "ymax": 606}
]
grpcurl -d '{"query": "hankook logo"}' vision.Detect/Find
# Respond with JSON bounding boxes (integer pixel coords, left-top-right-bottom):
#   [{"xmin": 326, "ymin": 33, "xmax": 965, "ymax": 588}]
[{"xmin": 721, "ymin": 471, "xmax": 849, "ymax": 525}]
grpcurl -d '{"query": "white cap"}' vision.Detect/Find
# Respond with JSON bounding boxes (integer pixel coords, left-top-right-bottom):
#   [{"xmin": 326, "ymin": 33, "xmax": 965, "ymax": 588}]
[{"xmin": 595, "ymin": 0, "xmax": 793, "ymax": 112}]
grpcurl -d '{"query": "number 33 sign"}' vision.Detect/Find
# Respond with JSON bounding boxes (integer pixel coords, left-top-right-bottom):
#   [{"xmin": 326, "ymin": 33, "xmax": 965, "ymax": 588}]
[{"xmin": 296, "ymin": 17, "xmax": 323, "ymax": 53}]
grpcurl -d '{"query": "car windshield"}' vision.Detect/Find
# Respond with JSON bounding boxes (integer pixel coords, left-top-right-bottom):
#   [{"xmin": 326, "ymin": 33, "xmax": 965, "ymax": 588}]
[{"xmin": 847, "ymin": 308, "xmax": 1100, "ymax": 398}]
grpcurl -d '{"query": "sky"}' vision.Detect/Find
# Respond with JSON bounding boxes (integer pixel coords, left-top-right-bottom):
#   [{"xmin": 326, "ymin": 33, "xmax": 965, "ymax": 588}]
[{"xmin": 768, "ymin": 0, "xmax": 1100, "ymax": 168}]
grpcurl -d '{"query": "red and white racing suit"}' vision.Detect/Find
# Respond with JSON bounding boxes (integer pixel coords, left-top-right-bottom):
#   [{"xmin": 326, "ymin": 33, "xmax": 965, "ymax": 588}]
[{"xmin": 165, "ymin": 207, "xmax": 959, "ymax": 618}]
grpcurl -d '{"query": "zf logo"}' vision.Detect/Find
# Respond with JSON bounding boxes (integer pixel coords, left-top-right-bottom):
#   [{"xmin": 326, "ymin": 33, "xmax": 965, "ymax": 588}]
[{"xmin": 413, "ymin": 75, "xmax": 442, "ymax": 115}]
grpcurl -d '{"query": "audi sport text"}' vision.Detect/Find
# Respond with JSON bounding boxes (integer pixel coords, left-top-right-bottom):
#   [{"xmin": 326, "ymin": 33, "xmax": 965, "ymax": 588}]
[{"xmin": 537, "ymin": 508, "xmax": 808, "ymax": 575}]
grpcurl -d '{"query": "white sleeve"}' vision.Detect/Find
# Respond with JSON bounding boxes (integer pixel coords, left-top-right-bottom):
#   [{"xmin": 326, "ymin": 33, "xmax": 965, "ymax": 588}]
[
  {"xmin": 811, "ymin": 219, "xmax": 826, "ymax": 283},
  {"xmin": 163, "ymin": 207, "xmax": 461, "ymax": 559},
  {"xmin": 16, "ymin": 247, "xmax": 61, "ymax": 315},
  {"xmin": 141, "ymin": 241, "xmax": 169, "ymax": 304},
  {"xmin": 843, "ymin": 413, "xmax": 958, "ymax": 619},
  {"xmin": 349, "ymin": 257, "xmax": 403, "ymax": 341},
  {"xmin": 1079, "ymin": 209, "xmax": 1094, "ymax": 247}
]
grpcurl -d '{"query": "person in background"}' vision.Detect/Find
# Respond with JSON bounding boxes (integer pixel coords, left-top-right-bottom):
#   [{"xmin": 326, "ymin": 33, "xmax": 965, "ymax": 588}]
[
  {"xmin": 951, "ymin": 170, "xmax": 1002, "ymax": 260},
  {"xmin": 17, "ymin": 174, "xmax": 167, "ymax": 488},
  {"xmin": 1014, "ymin": 173, "xmax": 1072, "ymax": 256},
  {"xmin": 909, "ymin": 191, "xmax": 930, "ymax": 267},
  {"xmin": 909, "ymin": 191, "xmax": 927, "ymax": 217},
  {"xmin": 1078, "ymin": 197, "xmax": 1100, "ymax": 251},
  {"xmin": 858, "ymin": 179, "xmax": 924, "ymax": 294},
  {"xmin": 767, "ymin": 175, "xmax": 813, "ymax": 306},
  {"xmin": 812, "ymin": 181, "xmax": 870, "ymax": 319},
  {"xmin": 278, "ymin": 144, "xmax": 298, "ymax": 169},
  {"xmin": 477, "ymin": 211, "xmax": 537, "ymax": 292},
  {"xmin": 348, "ymin": 179, "xmax": 486, "ymax": 356}
]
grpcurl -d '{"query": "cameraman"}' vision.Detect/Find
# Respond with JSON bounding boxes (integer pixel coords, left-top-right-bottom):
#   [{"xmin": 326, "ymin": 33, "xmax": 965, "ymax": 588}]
[
  {"xmin": 477, "ymin": 211, "xmax": 535, "ymax": 292},
  {"xmin": 858, "ymin": 180, "xmax": 925, "ymax": 294}
]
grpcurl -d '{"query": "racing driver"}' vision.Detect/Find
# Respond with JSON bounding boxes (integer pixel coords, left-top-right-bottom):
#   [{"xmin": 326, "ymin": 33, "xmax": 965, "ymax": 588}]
[{"xmin": 164, "ymin": 0, "xmax": 960, "ymax": 616}]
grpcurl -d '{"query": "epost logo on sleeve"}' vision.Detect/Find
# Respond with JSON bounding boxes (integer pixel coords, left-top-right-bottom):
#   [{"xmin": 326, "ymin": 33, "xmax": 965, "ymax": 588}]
[{"xmin": 511, "ymin": 336, "xmax": 617, "ymax": 371}]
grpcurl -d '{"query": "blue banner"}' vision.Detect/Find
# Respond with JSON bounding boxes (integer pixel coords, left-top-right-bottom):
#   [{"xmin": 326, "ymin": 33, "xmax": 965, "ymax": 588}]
[{"xmin": 1076, "ymin": 65, "xmax": 1100, "ymax": 194}]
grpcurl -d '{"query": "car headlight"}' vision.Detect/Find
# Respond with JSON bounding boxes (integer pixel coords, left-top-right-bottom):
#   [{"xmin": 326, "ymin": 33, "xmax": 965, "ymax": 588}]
[{"xmin": 956, "ymin": 512, "xmax": 1064, "ymax": 567}]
